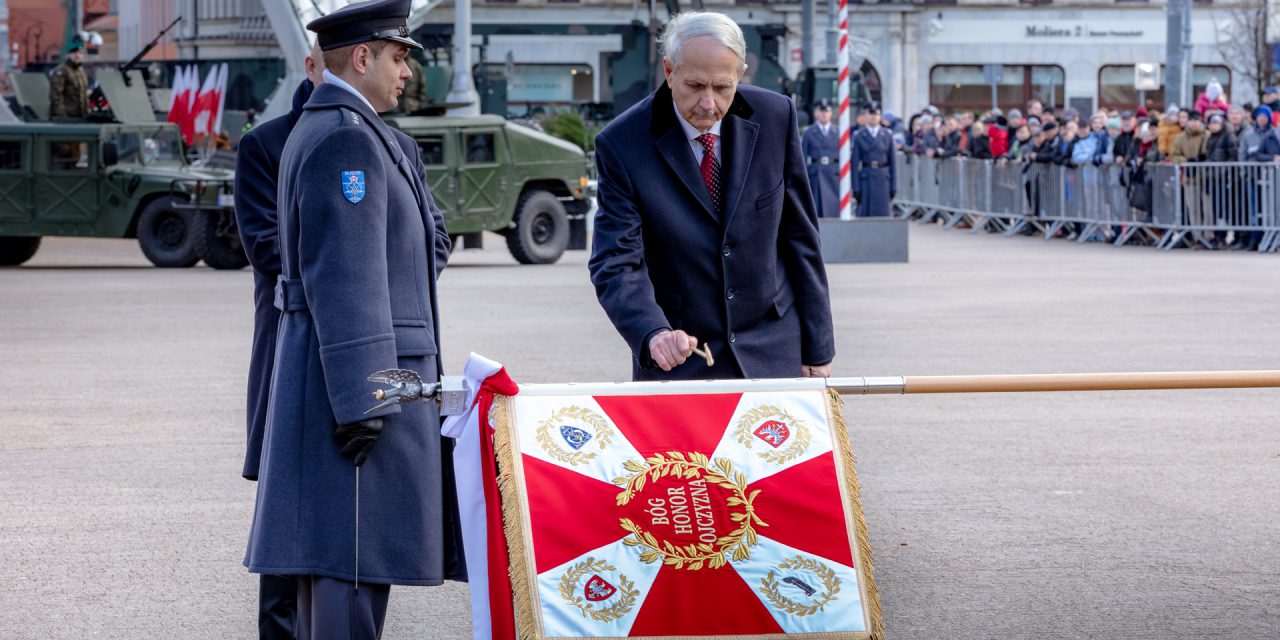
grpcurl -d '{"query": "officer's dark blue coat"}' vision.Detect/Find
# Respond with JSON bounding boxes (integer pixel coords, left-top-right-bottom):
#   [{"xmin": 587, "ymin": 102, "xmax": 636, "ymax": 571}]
[
  {"xmin": 589, "ymin": 82, "xmax": 835, "ymax": 380},
  {"xmin": 851, "ymin": 126, "xmax": 896, "ymax": 217},
  {"xmin": 801, "ymin": 123, "xmax": 840, "ymax": 218},
  {"xmin": 244, "ymin": 82, "xmax": 456, "ymax": 586},
  {"xmin": 234, "ymin": 79, "xmax": 314, "ymax": 481}
]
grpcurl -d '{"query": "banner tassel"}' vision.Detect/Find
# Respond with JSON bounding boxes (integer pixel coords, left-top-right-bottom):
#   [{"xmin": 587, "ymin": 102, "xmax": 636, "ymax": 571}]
[
  {"xmin": 493, "ymin": 395, "xmax": 539, "ymax": 640},
  {"xmin": 828, "ymin": 389, "xmax": 884, "ymax": 639}
]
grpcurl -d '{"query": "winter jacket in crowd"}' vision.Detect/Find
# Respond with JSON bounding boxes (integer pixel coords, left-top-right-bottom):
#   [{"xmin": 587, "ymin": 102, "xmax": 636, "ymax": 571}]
[
  {"xmin": 1244, "ymin": 127, "xmax": 1280, "ymax": 161},
  {"xmin": 937, "ymin": 130, "xmax": 965, "ymax": 158},
  {"xmin": 967, "ymin": 134, "xmax": 992, "ymax": 160},
  {"xmin": 1168, "ymin": 128, "xmax": 1208, "ymax": 164},
  {"xmin": 1157, "ymin": 121, "xmax": 1183, "ymax": 156},
  {"xmin": 987, "ymin": 123, "xmax": 1009, "ymax": 158},
  {"xmin": 1193, "ymin": 94, "xmax": 1230, "ymax": 117},
  {"xmin": 1112, "ymin": 131, "xmax": 1136, "ymax": 162},
  {"xmin": 1203, "ymin": 129, "xmax": 1237, "ymax": 162}
]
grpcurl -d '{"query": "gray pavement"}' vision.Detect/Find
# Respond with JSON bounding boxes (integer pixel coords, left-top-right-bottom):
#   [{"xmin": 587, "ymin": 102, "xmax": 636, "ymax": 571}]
[{"xmin": 1, "ymin": 226, "xmax": 1277, "ymax": 639}]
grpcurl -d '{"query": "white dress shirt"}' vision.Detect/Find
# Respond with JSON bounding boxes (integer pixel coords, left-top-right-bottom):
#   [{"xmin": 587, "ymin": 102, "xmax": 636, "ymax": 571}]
[
  {"xmin": 674, "ymin": 98, "xmax": 723, "ymax": 166},
  {"xmin": 322, "ymin": 69, "xmax": 376, "ymax": 113}
]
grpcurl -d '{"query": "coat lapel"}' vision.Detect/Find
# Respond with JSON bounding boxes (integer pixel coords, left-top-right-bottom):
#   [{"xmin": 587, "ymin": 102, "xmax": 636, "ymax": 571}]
[
  {"xmin": 719, "ymin": 112, "xmax": 758, "ymax": 229},
  {"xmin": 651, "ymin": 94, "xmax": 718, "ymax": 222}
]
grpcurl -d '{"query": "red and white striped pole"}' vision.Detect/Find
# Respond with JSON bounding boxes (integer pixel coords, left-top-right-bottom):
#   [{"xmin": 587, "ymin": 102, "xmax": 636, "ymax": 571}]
[{"xmin": 837, "ymin": 0, "xmax": 853, "ymax": 220}]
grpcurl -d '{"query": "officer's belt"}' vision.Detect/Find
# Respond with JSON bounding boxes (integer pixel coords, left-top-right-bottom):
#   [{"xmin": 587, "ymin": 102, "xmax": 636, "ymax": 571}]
[
  {"xmin": 807, "ymin": 156, "xmax": 835, "ymax": 165},
  {"xmin": 274, "ymin": 277, "xmax": 307, "ymax": 312},
  {"xmin": 862, "ymin": 161, "xmax": 889, "ymax": 169}
]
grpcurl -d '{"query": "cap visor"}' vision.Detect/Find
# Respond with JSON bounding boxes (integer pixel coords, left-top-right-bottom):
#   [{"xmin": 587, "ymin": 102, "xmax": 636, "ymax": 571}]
[{"xmin": 381, "ymin": 35, "xmax": 423, "ymax": 50}]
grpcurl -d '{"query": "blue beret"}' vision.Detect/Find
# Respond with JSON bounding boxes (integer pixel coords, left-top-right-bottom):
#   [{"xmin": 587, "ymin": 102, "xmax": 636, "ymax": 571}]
[{"xmin": 307, "ymin": 0, "xmax": 422, "ymax": 51}]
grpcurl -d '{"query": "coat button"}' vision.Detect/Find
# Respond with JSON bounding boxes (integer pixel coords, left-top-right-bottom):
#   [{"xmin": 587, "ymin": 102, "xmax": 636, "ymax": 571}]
[
  {"xmin": 729, "ymin": 332, "xmax": 736, "ymax": 343},
  {"xmin": 722, "ymin": 246, "xmax": 732, "ymax": 257},
  {"xmin": 726, "ymin": 289, "xmax": 735, "ymax": 299}
]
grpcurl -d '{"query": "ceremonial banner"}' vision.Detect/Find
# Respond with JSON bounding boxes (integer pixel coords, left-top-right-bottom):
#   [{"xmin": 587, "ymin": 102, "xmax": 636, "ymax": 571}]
[{"xmin": 491, "ymin": 381, "xmax": 882, "ymax": 639}]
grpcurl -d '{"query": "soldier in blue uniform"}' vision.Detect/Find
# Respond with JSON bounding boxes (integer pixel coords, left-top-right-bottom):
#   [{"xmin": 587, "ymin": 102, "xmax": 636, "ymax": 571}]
[
  {"xmin": 851, "ymin": 105, "xmax": 896, "ymax": 217},
  {"xmin": 235, "ymin": 39, "xmax": 329, "ymax": 640},
  {"xmin": 242, "ymin": 1, "xmax": 457, "ymax": 638},
  {"xmin": 801, "ymin": 101, "xmax": 840, "ymax": 218}
]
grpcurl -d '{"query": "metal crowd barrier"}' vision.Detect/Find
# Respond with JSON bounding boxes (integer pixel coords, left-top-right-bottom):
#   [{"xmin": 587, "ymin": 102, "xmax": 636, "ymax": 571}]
[{"xmin": 892, "ymin": 153, "xmax": 1280, "ymax": 252}]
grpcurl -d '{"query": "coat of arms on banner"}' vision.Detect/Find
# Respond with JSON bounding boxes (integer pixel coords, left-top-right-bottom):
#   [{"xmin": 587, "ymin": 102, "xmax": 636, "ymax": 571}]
[{"xmin": 492, "ymin": 385, "xmax": 882, "ymax": 639}]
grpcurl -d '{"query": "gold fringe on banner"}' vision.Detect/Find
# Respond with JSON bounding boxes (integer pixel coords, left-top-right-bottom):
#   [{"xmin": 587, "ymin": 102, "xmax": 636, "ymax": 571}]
[
  {"xmin": 492, "ymin": 394, "xmax": 541, "ymax": 640},
  {"xmin": 827, "ymin": 389, "xmax": 884, "ymax": 640}
]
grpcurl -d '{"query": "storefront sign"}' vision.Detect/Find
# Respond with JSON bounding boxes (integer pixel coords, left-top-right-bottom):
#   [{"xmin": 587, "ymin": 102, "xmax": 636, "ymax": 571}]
[{"xmin": 927, "ymin": 16, "xmax": 1218, "ymax": 46}]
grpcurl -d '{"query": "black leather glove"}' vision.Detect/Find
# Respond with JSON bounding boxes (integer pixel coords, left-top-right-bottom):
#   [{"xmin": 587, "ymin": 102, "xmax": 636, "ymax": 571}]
[{"xmin": 335, "ymin": 417, "xmax": 384, "ymax": 467}]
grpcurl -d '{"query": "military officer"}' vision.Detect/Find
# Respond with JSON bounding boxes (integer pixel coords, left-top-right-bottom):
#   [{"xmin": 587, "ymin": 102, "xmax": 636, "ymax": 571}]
[
  {"xmin": 49, "ymin": 39, "xmax": 89, "ymax": 121},
  {"xmin": 801, "ymin": 101, "xmax": 839, "ymax": 218},
  {"xmin": 851, "ymin": 104, "xmax": 896, "ymax": 217},
  {"xmin": 242, "ymin": 1, "xmax": 458, "ymax": 638}
]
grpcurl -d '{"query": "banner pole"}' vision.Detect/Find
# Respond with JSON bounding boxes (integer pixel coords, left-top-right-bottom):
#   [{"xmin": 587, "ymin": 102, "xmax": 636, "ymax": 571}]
[{"xmin": 827, "ymin": 371, "xmax": 1280, "ymax": 395}]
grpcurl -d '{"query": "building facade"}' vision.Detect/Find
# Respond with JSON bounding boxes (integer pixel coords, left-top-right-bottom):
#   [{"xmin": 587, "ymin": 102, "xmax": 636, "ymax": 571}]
[{"xmin": 424, "ymin": 0, "xmax": 1258, "ymax": 118}]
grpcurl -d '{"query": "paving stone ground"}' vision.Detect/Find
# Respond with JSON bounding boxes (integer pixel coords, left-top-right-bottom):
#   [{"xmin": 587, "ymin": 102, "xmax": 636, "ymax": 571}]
[{"xmin": 1, "ymin": 224, "xmax": 1276, "ymax": 638}]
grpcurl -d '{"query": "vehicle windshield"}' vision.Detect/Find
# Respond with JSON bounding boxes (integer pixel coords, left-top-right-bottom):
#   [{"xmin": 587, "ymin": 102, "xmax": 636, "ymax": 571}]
[{"xmin": 103, "ymin": 126, "xmax": 184, "ymax": 167}]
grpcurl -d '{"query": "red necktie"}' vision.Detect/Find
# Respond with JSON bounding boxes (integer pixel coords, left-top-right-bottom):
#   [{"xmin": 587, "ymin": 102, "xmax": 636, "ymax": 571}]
[{"xmin": 697, "ymin": 133, "xmax": 722, "ymax": 210}]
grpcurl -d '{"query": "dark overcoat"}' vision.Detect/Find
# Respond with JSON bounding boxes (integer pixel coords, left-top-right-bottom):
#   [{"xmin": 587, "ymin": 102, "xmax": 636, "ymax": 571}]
[
  {"xmin": 801, "ymin": 124, "xmax": 840, "ymax": 218},
  {"xmin": 234, "ymin": 79, "xmax": 313, "ymax": 481},
  {"xmin": 589, "ymin": 83, "xmax": 835, "ymax": 381},
  {"xmin": 852, "ymin": 126, "xmax": 896, "ymax": 217},
  {"xmin": 244, "ymin": 83, "xmax": 456, "ymax": 586}
]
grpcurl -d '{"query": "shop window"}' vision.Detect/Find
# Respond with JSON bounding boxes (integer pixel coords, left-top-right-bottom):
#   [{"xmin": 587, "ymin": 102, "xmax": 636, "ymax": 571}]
[
  {"xmin": 928, "ymin": 65, "xmax": 1064, "ymax": 112},
  {"xmin": 1097, "ymin": 65, "xmax": 1231, "ymax": 112}
]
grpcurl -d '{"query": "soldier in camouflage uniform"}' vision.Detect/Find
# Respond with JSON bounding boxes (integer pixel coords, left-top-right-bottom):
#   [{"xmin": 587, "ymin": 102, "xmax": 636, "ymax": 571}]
[
  {"xmin": 399, "ymin": 55, "xmax": 427, "ymax": 114},
  {"xmin": 49, "ymin": 40, "xmax": 89, "ymax": 121}
]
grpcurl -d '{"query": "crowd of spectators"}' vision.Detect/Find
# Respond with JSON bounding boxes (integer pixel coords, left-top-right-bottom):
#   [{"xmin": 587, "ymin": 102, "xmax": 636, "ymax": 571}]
[{"xmin": 889, "ymin": 79, "xmax": 1279, "ymax": 249}]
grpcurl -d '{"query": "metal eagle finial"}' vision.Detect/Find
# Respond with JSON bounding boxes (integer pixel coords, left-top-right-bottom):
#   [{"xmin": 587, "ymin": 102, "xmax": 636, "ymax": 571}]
[{"xmin": 364, "ymin": 368, "xmax": 442, "ymax": 414}]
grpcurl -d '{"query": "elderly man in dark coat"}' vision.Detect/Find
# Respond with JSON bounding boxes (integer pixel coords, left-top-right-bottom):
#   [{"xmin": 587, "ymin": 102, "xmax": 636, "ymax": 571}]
[
  {"xmin": 233, "ymin": 39, "xmax": 326, "ymax": 640},
  {"xmin": 589, "ymin": 11, "xmax": 835, "ymax": 381},
  {"xmin": 851, "ymin": 105, "xmax": 896, "ymax": 217},
  {"xmin": 243, "ymin": 1, "xmax": 456, "ymax": 637},
  {"xmin": 802, "ymin": 101, "xmax": 840, "ymax": 218}
]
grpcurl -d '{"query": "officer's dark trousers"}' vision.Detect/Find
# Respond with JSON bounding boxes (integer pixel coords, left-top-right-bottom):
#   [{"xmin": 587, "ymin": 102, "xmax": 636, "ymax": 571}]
[
  {"xmin": 259, "ymin": 574, "xmax": 298, "ymax": 640},
  {"xmin": 296, "ymin": 575, "xmax": 390, "ymax": 640}
]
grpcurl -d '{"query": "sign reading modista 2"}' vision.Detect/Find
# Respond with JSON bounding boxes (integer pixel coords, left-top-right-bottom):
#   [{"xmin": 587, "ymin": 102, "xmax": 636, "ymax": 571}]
[{"xmin": 1025, "ymin": 25, "xmax": 1144, "ymax": 38}]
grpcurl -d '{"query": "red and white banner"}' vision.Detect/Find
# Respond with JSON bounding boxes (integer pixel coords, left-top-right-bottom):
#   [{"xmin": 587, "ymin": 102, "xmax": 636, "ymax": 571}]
[
  {"xmin": 166, "ymin": 63, "xmax": 228, "ymax": 145},
  {"xmin": 489, "ymin": 380, "xmax": 881, "ymax": 639}
]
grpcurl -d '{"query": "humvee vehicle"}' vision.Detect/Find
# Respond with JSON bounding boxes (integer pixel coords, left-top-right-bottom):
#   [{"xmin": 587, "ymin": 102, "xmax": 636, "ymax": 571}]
[
  {"xmin": 0, "ymin": 67, "xmax": 592, "ymax": 267},
  {"xmin": 385, "ymin": 115, "xmax": 593, "ymax": 264},
  {"xmin": 0, "ymin": 121, "xmax": 242, "ymax": 268},
  {"xmin": 0, "ymin": 67, "xmax": 244, "ymax": 269}
]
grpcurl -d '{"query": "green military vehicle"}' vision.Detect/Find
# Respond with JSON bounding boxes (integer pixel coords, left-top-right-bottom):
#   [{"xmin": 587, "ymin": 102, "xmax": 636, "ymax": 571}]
[
  {"xmin": 0, "ymin": 66, "xmax": 245, "ymax": 269},
  {"xmin": 385, "ymin": 115, "xmax": 593, "ymax": 264},
  {"xmin": 0, "ymin": 120, "xmax": 243, "ymax": 269},
  {"xmin": 0, "ymin": 66, "xmax": 592, "ymax": 267}
]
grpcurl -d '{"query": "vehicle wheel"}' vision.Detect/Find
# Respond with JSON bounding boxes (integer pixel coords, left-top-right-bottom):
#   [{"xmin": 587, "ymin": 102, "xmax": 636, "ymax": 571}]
[
  {"xmin": 506, "ymin": 190, "xmax": 569, "ymax": 265},
  {"xmin": 136, "ymin": 198, "xmax": 200, "ymax": 268},
  {"xmin": 0, "ymin": 236, "xmax": 40, "ymax": 266},
  {"xmin": 195, "ymin": 210, "xmax": 249, "ymax": 270}
]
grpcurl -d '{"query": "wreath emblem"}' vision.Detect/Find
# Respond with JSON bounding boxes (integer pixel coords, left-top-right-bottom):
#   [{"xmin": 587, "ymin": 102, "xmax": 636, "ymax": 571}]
[
  {"xmin": 613, "ymin": 451, "xmax": 766, "ymax": 571},
  {"xmin": 758, "ymin": 555, "xmax": 843, "ymax": 617},
  {"xmin": 733, "ymin": 405, "xmax": 812, "ymax": 465},
  {"xmin": 557, "ymin": 557, "xmax": 640, "ymax": 622},
  {"xmin": 535, "ymin": 406, "xmax": 614, "ymax": 466}
]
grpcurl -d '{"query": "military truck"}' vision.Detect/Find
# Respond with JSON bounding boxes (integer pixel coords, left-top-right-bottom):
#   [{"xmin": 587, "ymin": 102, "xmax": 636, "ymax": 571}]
[
  {"xmin": 0, "ymin": 65, "xmax": 244, "ymax": 269},
  {"xmin": 385, "ymin": 115, "xmax": 593, "ymax": 264},
  {"xmin": 0, "ymin": 121, "xmax": 243, "ymax": 268}
]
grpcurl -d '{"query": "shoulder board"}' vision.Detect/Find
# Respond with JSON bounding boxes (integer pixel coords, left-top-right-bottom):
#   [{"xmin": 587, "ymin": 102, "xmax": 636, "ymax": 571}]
[{"xmin": 338, "ymin": 106, "xmax": 364, "ymax": 128}]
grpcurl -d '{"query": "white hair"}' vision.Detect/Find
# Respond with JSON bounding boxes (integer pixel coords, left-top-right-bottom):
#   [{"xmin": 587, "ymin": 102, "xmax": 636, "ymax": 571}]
[{"xmin": 659, "ymin": 12, "xmax": 747, "ymax": 69}]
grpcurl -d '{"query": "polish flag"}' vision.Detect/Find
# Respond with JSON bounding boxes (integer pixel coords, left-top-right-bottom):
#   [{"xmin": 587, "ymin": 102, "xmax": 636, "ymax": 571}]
[
  {"xmin": 166, "ymin": 65, "xmax": 196, "ymax": 143},
  {"xmin": 191, "ymin": 64, "xmax": 221, "ymax": 139}
]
